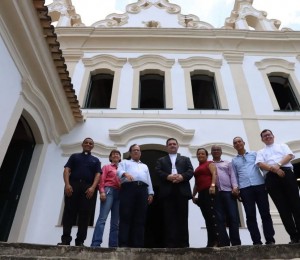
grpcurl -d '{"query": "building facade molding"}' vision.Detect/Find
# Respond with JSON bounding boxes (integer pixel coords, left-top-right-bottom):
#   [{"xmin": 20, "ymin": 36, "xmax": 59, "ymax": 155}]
[
  {"xmin": 60, "ymin": 142, "xmax": 117, "ymax": 157},
  {"xmin": 189, "ymin": 143, "xmax": 236, "ymax": 158},
  {"xmin": 255, "ymin": 58, "xmax": 295, "ymax": 71},
  {"xmin": 223, "ymin": 52, "xmax": 245, "ymax": 64},
  {"xmin": 21, "ymin": 78, "xmax": 58, "ymax": 143},
  {"xmin": 109, "ymin": 121, "xmax": 194, "ymax": 146}
]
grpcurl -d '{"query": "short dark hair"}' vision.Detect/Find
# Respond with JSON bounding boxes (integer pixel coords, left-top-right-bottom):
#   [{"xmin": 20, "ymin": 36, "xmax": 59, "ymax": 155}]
[
  {"xmin": 82, "ymin": 137, "xmax": 94, "ymax": 144},
  {"xmin": 233, "ymin": 136, "xmax": 244, "ymax": 143},
  {"xmin": 109, "ymin": 149, "xmax": 121, "ymax": 162},
  {"xmin": 211, "ymin": 145, "xmax": 222, "ymax": 152},
  {"xmin": 260, "ymin": 129, "xmax": 273, "ymax": 138},
  {"xmin": 129, "ymin": 144, "xmax": 139, "ymax": 153},
  {"xmin": 166, "ymin": 138, "xmax": 178, "ymax": 146},
  {"xmin": 196, "ymin": 148, "xmax": 208, "ymax": 157}
]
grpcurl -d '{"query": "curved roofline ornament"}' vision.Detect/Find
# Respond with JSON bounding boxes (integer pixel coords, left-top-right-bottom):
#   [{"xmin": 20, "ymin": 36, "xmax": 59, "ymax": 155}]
[
  {"xmin": 178, "ymin": 14, "xmax": 214, "ymax": 29},
  {"xmin": 223, "ymin": 0, "xmax": 290, "ymax": 31},
  {"xmin": 127, "ymin": 0, "xmax": 181, "ymax": 14},
  {"xmin": 92, "ymin": 13, "xmax": 129, "ymax": 27},
  {"xmin": 47, "ymin": 0, "xmax": 84, "ymax": 27}
]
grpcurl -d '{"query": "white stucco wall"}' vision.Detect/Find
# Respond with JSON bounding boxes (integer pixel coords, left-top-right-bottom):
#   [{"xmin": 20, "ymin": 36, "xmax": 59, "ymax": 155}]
[{"xmin": 0, "ymin": 35, "xmax": 22, "ymax": 142}]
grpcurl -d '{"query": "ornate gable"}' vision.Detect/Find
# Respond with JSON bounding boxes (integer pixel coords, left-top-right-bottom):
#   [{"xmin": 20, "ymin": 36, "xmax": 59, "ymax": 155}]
[{"xmin": 91, "ymin": 0, "xmax": 213, "ymax": 29}]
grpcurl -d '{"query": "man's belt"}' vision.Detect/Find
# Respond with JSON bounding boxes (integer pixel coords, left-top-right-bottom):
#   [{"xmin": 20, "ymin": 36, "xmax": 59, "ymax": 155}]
[{"xmin": 122, "ymin": 181, "xmax": 148, "ymax": 187}]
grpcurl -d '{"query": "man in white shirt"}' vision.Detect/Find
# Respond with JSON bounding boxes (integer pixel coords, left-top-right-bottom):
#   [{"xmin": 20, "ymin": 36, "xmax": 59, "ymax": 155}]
[
  {"xmin": 117, "ymin": 144, "xmax": 154, "ymax": 247},
  {"xmin": 256, "ymin": 129, "xmax": 300, "ymax": 244}
]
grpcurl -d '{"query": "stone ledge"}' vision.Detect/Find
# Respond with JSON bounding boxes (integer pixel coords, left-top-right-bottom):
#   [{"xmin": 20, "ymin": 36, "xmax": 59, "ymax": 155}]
[{"xmin": 0, "ymin": 242, "xmax": 300, "ymax": 260}]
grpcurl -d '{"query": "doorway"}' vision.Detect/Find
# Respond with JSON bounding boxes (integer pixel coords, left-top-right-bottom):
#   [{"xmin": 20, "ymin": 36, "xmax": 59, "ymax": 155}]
[
  {"xmin": 140, "ymin": 149, "xmax": 168, "ymax": 248},
  {"xmin": 0, "ymin": 116, "xmax": 35, "ymax": 241},
  {"xmin": 292, "ymin": 161, "xmax": 300, "ymax": 188}
]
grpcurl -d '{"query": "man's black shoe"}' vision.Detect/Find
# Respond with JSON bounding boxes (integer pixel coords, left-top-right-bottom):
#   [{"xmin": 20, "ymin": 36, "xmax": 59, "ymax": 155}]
[
  {"xmin": 75, "ymin": 242, "xmax": 85, "ymax": 247},
  {"xmin": 289, "ymin": 239, "xmax": 299, "ymax": 244},
  {"xmin": 265, "ymin": 241, "xmax": 275, "ymax": 245},
  {"xmin": 57, "ymin": 242, "xmax": 70, "ymax": 246}
]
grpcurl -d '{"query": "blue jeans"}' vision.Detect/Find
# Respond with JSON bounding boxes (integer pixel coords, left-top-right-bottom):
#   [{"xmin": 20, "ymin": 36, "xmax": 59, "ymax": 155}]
[
  {"xmin": 239, "ymin": 184, "xmax": 275, "ymax": 244},
  {"xmin": 91, "ymin": 187, "xmax": 120, "ymax": 247},
  {"xmin": 216, "ymin": 191, "xmax": 241, "ymax": 246}
]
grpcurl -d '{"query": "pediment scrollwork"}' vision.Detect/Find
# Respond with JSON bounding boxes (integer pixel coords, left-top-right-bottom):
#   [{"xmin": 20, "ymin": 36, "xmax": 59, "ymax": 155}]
[
  {"xmin": 126, "ymin": 0, "xmax": 181, "ymax": 15},
  {"xmin": 92, "ymin": 13, "xmax": 129, "ymax": 27},
  {"xmin": 178, "ymin": 14, "xmax": 214, "ymax": 29}
]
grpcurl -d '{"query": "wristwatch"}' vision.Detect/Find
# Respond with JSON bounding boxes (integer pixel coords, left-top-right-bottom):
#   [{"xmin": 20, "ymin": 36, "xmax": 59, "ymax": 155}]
[
  {"xmin": 277, "ymin": 162, "xmax": 282, "ymax": 167},
  {"xmin": 211, "ymin": 184, "xmax": 215, "ymax": 187}
]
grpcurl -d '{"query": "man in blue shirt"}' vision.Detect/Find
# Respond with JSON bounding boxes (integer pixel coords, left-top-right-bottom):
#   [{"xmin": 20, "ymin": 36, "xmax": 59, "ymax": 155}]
[
  {"xmin": 58, "ymin": 137, "xmax": 101, "ymax": 246},
  {"xmin": 232, "ymin": 137, "xmax": 275, "ymax": 245}
]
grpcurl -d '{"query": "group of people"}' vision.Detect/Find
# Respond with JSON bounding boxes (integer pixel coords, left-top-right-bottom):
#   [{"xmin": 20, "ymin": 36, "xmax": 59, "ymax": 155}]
[{"xmin": 58, "ymin": 129, "xmax": 300, "ymax": 248}]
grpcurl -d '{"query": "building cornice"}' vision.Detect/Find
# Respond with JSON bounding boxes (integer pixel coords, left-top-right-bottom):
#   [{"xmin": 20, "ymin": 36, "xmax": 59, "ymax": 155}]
[{"xmin": 55, "ymin": 28, "xmax": 300, "ymax": 54}]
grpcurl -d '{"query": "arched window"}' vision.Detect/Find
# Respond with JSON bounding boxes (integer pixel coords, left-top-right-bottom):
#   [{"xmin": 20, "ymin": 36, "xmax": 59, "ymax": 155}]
[
  {"xmin": 139, "ymin": 73, "xmax": 165, "ymax": 109},
  {"xmin": 191, "ymin": 73, "xmax": 220, "ymax": 109},
  {"xmin": 128, "ymin": 55, "xmax": 175, "ymax": 109},
  {"xmin": 179, "ymin": 57, "xmax": 227, "ymax": 110},
  {"xmin": 84, "ymin": 73, "xmax": 114, "ymax": 108},
  {"xmin": 268, "ymin": 75, "xmax": 300, "ymax": 111}
]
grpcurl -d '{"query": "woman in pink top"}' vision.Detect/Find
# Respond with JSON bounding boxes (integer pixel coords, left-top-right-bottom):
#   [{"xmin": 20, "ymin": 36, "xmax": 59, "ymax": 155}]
[{"xmin": 91, "ymin": 149, "xmax": 121, "ymax": 247}]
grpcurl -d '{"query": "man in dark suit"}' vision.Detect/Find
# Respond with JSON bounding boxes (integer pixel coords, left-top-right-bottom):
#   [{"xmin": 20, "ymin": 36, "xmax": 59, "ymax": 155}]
[{"xmin": 155, "ymin": 138, "xmax": 194, "ymax": 248}]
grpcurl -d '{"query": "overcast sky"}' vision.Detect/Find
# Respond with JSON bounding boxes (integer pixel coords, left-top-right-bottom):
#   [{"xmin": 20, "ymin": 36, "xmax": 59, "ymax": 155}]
[{"xmin": 46, "ymin": 0, "xmax": 300, "ymax": 30}]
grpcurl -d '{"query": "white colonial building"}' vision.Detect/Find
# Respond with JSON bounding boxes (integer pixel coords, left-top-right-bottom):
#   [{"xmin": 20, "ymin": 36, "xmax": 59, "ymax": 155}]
[{"xmin": 0, "ymin": 0, "xmax": 300, "ymax": 248}]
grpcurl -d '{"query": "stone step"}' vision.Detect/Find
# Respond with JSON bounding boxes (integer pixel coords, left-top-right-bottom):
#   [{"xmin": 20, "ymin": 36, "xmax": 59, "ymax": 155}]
[
  {"xmin": 0, "ymin": 242, "xmax": 300, "ymax": 260},
  {"xmin": 0, "ymin": 256, "xmax": 71, "ymax": 260}
]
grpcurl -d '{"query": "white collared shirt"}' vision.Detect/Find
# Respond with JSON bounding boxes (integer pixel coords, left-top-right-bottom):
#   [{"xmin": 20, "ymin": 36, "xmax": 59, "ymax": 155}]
[
  {"xmin": 169, "ymin": 153, "xmax": 178, "ymax": 174},
  {"xmin": 117, "ymin": 159, "xmax": 154, "ymax": 194},
  {"xmin": 256, "ymin": 143, "xmax": 294, "ymax": 175}
]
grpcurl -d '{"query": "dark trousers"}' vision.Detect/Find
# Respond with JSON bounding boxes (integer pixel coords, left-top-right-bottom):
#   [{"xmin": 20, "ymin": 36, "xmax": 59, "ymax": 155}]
[
  {"xmin": 119, "ymin": 181, "xmax": 148, "ymax": 248},
  {"xmin": 216, "ymin": 191, "xmax": 241, "ymax": 246},
  {"xmin": 61, "ymin": 180, "xmax": 96, "ymax": 244},
  {"xmin": 197, "ymin": 188, "xmax": 219, "ymax": 247},
  {"xmin": 161, "ymin": 185, "xmax": 190, "ymax": 248},
  {"xmin": 265, "ymin": 168, "xmax": 300, "ymax": 241},
  {"xmin": 239, "ymin": 184, "xmax": 275, "ymax": 244}
]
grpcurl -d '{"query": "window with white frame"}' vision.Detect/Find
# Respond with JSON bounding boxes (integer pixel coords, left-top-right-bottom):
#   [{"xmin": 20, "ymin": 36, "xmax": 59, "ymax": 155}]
[
  {"xmin": 178, "ymin": 57, "xmax": 228, "ymax": 110},
  {"xmin": 255, "ymin": 58, "xmax": 300, "ymax": 111},
  {"xmin": 268, "ymin": 75, "xmax": 300, "ymax": 111},
  {"xmin": 139, "ymin": 72, "xmax": 165, "ymax": 109},
  {"xmin": 191, "ymin": 72, "xmax": 220, "ymax": 109},
  {"xmin": 84, "ymin": 73, "xmax": 114, "ymax": 108},
  {"xmin": 128, "ymin": 55, "xmax": 175, "ymax": 109},
  {"xmin": 80, "ymin": 55, "xmax": 127, "ymax": 109}
]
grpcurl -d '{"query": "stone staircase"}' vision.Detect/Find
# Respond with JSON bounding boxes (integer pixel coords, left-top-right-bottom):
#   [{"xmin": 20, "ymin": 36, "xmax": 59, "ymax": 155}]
[{"xmin": 0, "ymin": 242, "xmax": 300, "ymax": 260}]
